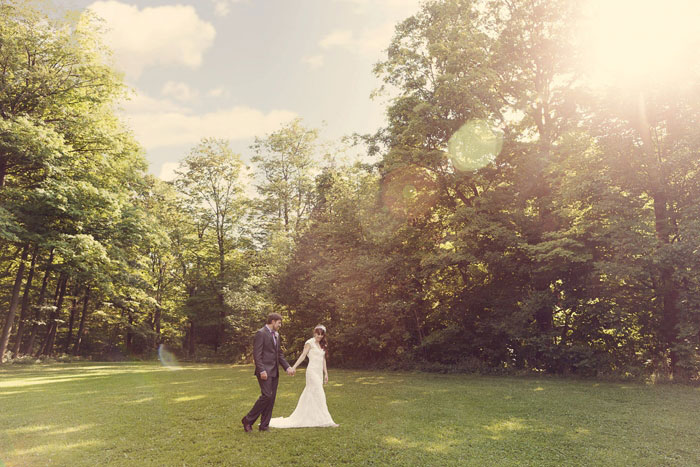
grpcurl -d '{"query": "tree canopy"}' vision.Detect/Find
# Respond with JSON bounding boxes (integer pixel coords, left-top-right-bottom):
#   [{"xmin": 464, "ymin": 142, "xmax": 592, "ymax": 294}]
[{"xmin": 1, "ymin": 0, "xmax": 699, "ymax": 381}]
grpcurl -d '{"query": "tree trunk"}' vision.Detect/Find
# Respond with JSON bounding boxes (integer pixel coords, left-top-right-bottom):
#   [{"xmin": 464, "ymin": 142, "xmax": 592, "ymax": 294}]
[
  {"xmin": 530, "ymin": 72, "xmax": 557, "ymax": 370},
  {"xmin": 410, "ymin": 279, "xmax": 425, "ymax": 348},
  {"xmin": 216, "ymin": 291, "xmax": 225, "ymax": 353},
  {"xmin": 216, "ymin": 225, "xmax": 226, "ymax": 353},
  {"xmin": 125, "ymin": 311, "xmax": 134, "ymax": 354},
  {"xmin": 0, "ymin": 157, "xmax": 7, "ymax": 190},
  {"xmin": 653, "ymin": 189, "xmax": 680, "ymax": 375},
  {"xmin": 0, "ymin": 243, "xmax": 29, "ymax": 363},
  {"xmin": 24, "ymin": 248, "xmax": 54, "ymax": 354},
  {"xmin": 108, "ymin": 308, "xmax": 124, "ymax": 354},
  {"xmin": 188, "ymin": 320, "xmax": 195, "ymax": 357},
  {"xmin": 284, "ymin": 200, "xmax": 289, "ymax": 231},
  {"xmin": 62, "ymin": 295, "xmax": 79, "ymax": 354},
  {"xmin": 73, "ymin": 288, "xmax": 90, "ymax": 356},
  {"xmin": 153, "ymin": 305, "xmax": 162, "ymax": 350},
  {"xmin": 183, "ymin": 323, "xmax": 189, "ymax": 354},
  {"xmin": 40, "ymin": 273, "xmax": 68, "ymax": 356},
  {"xmin": 12, "ymin": 244, "xmax": 39, "ymax": 355},
  {"xmin": 150, "ymin": 276, "xmax": 161, "ymax": 342}
]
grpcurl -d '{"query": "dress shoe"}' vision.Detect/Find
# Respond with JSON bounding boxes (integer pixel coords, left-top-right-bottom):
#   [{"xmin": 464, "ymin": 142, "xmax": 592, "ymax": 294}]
[
  {"xmin": 241, "ymin": 417, "xmax": 253, "ymax": 432},
  {"xmin": 259, "ymin": 427, "xmax": 269, "ymax": 432}
]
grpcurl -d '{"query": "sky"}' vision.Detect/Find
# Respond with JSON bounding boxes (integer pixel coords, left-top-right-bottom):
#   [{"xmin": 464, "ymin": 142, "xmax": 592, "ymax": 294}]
[{"xmin": 51, "ymin": 0, "xmax": 423, "ymax": 180}]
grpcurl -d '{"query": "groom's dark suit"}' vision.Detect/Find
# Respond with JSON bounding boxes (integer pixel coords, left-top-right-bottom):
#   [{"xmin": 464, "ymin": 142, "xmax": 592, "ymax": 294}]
[{"xmin": 243, "ymin": 326, "xmax": 291, "ymax": 430}]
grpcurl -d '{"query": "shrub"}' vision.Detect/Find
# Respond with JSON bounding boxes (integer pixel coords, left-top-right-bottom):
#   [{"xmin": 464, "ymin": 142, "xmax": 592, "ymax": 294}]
[{"xmin": 10, "ymin": 355, "xmax": 38, "ymax": 365}]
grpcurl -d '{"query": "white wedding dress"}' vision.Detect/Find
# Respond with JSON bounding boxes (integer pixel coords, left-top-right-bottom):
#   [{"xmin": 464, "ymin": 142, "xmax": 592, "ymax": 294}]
[{"xmin": 270, "ymin": 338, "xmax": 338, "ymax": 428}]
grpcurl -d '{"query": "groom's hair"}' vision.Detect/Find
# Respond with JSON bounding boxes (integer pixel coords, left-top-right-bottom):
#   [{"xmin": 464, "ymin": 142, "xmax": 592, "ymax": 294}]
[{"xmin": 266, "ymin": 312, "xmax": 283, "ymax": 324}]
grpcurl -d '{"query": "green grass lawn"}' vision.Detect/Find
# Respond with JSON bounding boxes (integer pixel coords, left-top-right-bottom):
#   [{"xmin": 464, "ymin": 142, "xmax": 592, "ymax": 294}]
[{"xmin": 1, "ymin": 363, "xmax": 699, "ymax": 466}]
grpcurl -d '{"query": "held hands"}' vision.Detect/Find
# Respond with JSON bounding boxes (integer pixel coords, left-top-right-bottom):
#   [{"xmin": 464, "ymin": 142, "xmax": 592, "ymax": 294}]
[{"xmin": 262, "ymin": 369, "xmax": 294, "ymax": 379}]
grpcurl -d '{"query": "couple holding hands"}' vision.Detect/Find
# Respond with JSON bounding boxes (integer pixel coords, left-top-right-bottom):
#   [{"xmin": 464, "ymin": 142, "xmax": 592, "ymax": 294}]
[{"xmin": 241, "ymin": 313, "xmax": 339, "ymax": 431}]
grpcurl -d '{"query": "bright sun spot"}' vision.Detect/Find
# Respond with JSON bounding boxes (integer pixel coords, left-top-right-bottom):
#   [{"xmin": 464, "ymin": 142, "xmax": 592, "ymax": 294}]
[{"xmin": 584, "ymin": 0, "xmax": 700, "ymax": 87}]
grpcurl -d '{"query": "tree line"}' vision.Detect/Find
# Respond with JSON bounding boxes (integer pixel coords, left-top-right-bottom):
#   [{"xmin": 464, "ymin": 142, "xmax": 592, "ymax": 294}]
[{"xmin": 1, "ymin": 0, "xmax": 698, "ymax": 381}]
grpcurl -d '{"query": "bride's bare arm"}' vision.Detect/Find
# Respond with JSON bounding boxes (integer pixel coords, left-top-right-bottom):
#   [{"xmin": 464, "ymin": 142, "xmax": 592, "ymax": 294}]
[
  {"xmin": 291, "ymin": 343, "xmax": 311, "ymax": 371},
  {"xmin": 323, "ymin": 352, "xmax": 328, "ymax": 383}
]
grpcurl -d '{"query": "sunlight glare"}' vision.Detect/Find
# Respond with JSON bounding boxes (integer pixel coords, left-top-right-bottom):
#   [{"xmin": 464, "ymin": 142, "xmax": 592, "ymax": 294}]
[
  {"xmin": 447, "ymin": 120, "xmax": 503, "ymax": 172},
  {"xmin": 158, "ymin": 344, "xmax": 181, "ymax": 370},
  {"xmin": 585, "ymin": 0, "xmax": 700, "ymax": 87}
]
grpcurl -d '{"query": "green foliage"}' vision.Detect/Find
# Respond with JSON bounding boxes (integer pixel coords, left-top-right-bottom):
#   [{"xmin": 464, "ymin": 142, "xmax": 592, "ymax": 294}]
[
  {"xmin": 271, "ymin": 0, "xmax": 700, "ymax": 380},
  {"xmin": 0, "ymin": 1, "xmax": 153, "ymax": 361},
  {"xmin": 2, "ymin": 0, "xmax": 700, "ymax": 381},
  {"xmin": 250, "ymin": 117, "xmax": 319, "ymax": 238},
  {"xmin": 172, "ymin": 137, "xmax": 250, "ymax": 355}
]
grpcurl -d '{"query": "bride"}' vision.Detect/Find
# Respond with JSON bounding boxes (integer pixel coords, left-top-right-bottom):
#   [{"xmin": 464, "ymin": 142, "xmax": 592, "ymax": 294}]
[{"xmin": 269, "ymin": 325, "xmax": 339, "ymax": 428}]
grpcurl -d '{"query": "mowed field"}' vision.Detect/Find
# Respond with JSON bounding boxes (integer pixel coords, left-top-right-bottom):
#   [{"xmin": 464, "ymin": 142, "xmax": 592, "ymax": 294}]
[{"xmin": 1, "ymin": 363, "xmax": 699, "ymax": 466}]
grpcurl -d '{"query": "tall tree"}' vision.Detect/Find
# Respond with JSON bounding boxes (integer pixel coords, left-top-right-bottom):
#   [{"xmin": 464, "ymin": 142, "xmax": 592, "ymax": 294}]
[
  {"xmin": 0, "ymin": 243, "xmax": 28, "ymax": 360},
  {"xmin": 0, "ymin": 1, "xmax": 149, "ymax": 361},
  {"xmin": 176, "ymin": 138, "xmax": 248, "ymax": 352}
]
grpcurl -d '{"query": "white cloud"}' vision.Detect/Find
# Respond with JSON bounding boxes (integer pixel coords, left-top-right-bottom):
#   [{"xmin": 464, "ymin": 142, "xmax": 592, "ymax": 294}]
[
  {"xmin": 319, "ymin": 30, "xmax": 354, "ymax": 50},
  {"xmin": 119, "ymin": 86, "xmax": 296, "ymax": 151},
  {"xmin": 87, "ymin": 1, "xmax": 216, "ymax": 79},
  {"xmin": 319, "ymin": 23, "xmax": 395, "ymax": 58},
  {"xmin": 358, "ymin": 23, "xmax": 396, "ymax": 56},
  {"xmin": 158, "ymin": 162, "xmax": 180, "ymax": 181},
  {"xmin": 212, "ymin": 0, "xmax": 243, "ymax": 17},
  {"xmin": 302, "ymin": 54, "xmax": 325, "ymax": 69},
  {"xmin": 333, "ymin": 0, "xmax": 422, "ymax": 15},
  {"xmin": 207, "ymin": 87, "xmax": 231, "ymax": 98},
  {"xmin": 123, "ymin": 103, "xmax": 298, "ymax": 150},
  {"xmin": 121, "ymin": 89, "xmax": 187, "ymax": 114},
  {"xmin": 317, "ymin": 0, "xmax": 420, "ymax": 58},
  {"xmin": 161, "ymin": 81, "xmax": 199, "ymax": 102}
]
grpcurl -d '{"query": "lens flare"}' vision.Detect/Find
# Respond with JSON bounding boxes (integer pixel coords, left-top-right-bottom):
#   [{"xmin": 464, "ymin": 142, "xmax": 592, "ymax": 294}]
[
  {"xmin": 402, "ymin": 184, "xmax": 417, "ymax": 200},
  {"xmin": 158, "ymin": 344, "xmax": 181, "ymax": 370},
  {"xmin": 381, "ymin": 165, "xmax": 438, "ymax": 219},
  {"xmin": 447, "ymin": 120, "xmax": 503, "ymax": 172}
]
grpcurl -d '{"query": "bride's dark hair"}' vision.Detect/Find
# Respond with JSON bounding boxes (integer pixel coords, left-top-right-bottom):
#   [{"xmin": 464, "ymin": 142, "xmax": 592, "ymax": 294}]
[{"xmin": 314, "ymin": 326, "xmax": 328, "ymax": 355}]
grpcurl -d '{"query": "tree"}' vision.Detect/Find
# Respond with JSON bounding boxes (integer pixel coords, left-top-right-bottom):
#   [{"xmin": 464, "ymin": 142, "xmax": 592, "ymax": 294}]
[
  {"xmin": 138, "ymin": 177, "xmax": 185, "ymax": 351},
  {"xmin": 0, "ymin": 2, "xmax": 147, "ymax": 362},
  {"xmin": 251, "ymin": 118, "xmax": 319, "ymax": 238},
  {"xmin": 175, "ymin": 138, "xmax": 248, "ymax": 353}
]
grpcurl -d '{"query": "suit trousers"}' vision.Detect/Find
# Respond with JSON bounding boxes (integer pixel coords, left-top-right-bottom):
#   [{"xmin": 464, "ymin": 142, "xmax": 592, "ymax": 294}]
[{"xmin": 244, "ymin": 374, "xmax": 279, "ymax": 429}]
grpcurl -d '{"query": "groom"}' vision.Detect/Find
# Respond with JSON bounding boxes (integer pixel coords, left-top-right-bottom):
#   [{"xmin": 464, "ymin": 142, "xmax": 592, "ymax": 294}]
[{"xmin": 242, "ymin": 313, "xmax": 294, "ymax": 432}]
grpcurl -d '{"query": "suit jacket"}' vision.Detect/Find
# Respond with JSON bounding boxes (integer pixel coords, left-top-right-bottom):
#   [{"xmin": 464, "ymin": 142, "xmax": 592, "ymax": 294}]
[{"xmin": 253, "ymin": 326, "xmax": 291, "ymax": 378}]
